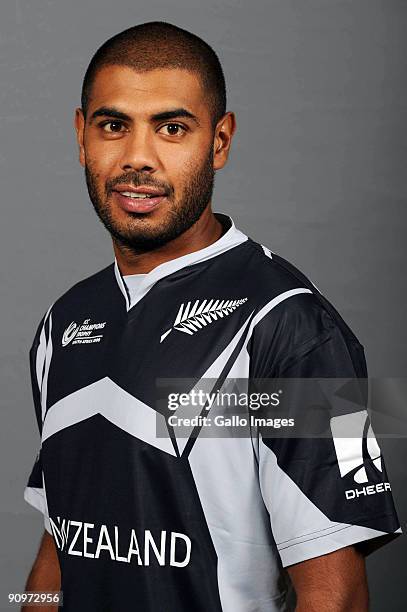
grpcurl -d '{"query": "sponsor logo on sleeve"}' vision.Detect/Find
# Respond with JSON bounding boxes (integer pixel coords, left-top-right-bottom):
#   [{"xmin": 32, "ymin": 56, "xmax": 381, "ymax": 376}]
[{"xmin": 330, "ymin": 410, "xmax": 391, "ymax": 500}]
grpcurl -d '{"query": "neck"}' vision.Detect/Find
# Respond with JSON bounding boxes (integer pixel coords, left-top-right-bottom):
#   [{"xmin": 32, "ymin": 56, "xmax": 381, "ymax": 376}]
[{"xmin": 113, "ymin": 206, "xmax": 223, "ymax": 275}]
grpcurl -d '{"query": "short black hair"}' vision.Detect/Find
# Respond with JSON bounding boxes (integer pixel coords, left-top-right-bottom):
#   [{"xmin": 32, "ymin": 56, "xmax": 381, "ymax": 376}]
[{"xmin": 81, "ymin": 21, "xmax": 227, "ymax": 128}]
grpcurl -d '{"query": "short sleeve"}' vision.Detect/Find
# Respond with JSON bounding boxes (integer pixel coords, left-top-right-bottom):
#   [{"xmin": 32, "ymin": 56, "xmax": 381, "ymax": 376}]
[
  {"xmin": 254, "ymin": 301, "xmax": 401, "ymax": 567},
  {"xmin": 24, "ymin": 449, "xmax": 52, "ymax": 534},
  {"xmin": 23, "ymin": 306, "xmax": 53, "ymax": 534}
]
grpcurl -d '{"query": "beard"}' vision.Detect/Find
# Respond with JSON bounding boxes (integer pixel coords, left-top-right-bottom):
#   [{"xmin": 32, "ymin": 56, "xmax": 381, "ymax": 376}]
[{"xmin": 84, "ymin": 146, "xmax": 215, "ymax": 255}]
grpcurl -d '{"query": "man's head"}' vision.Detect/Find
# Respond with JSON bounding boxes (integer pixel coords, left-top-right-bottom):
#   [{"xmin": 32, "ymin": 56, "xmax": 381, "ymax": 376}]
[{"xmin": 74, "ymin": 21, "xmax": 236, "ymax": 254}]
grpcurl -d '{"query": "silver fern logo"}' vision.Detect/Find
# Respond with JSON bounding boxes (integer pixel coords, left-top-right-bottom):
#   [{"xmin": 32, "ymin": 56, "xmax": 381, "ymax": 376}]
[{"xmin": 160, "ymin": 298, "xmax": 248, "ymax": 343}]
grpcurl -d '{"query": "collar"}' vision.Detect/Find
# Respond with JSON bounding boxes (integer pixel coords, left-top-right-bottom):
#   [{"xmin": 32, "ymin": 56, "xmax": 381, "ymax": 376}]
[{"xmin": 114, "ymin": 212, "xmax": 248, "ymax": 311}]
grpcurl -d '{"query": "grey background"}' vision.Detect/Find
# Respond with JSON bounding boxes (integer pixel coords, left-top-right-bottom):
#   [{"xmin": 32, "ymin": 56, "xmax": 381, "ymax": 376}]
[{"xmin": 1, "ymin": 0, "xmax": 406, "ymax": 610}]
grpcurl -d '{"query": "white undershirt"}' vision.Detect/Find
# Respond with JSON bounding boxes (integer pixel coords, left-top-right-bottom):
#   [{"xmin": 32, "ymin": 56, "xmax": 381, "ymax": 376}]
[{"xmin": 123, "ymin": 273, "xmax": 148, "ymax": 305}]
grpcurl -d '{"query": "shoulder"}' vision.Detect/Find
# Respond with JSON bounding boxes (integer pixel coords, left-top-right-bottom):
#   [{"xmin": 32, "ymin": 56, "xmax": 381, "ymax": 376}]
[
  {"xmin": 245, "ymin": 237, "xmax": 323, "ymax": 301},
  {"xmin": 246, "ymin": 237, "xmax": 361, "ymax": 345},
  {"xmin": 31, "ymin": 262, "xmax": 115, "ymax": 340},
  {"xmin": 52, "ymin": 262, "xmax": 114, "ymax": 308},
  {"xmin": 244, "ymin": 238, "xmax": 366, "ymax": 376}
]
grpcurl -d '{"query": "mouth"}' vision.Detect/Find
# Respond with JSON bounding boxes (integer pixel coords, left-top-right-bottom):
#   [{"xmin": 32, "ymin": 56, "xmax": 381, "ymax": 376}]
[{"xmin": 113, "ymin": 189, "xmax": 168, "ymax": 213}]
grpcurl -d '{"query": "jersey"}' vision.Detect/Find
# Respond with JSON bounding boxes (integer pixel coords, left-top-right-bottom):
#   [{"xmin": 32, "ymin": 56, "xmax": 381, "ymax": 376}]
[{"xmin": 24, "ymin": 212, "xmax": 401, "ymax": 612}]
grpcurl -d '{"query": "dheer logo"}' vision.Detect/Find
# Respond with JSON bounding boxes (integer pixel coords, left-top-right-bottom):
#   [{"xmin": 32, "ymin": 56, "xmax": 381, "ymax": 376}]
[{"xmin": 330, "ymin": 410, "xmax": 391, "ymax": 500}]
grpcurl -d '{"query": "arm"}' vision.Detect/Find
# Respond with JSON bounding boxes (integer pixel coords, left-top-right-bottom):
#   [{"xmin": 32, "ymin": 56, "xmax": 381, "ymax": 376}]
[
  {"xmin": 286, "ymin": 545, "xmax": 369, "ymax": 612},
  {"xmin": 21, "ymin": 530, "xmax": 61, "ymax": 612}
]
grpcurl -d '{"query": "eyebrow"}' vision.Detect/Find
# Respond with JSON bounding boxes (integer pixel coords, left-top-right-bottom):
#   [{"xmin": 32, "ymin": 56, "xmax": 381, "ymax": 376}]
[{"xmin": 89, "ymin": 106, "xmax": 200, "ymax": 126}]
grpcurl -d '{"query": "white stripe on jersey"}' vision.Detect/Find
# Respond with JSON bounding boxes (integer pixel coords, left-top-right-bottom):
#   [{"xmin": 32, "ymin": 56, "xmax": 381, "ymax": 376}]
[{"xmin": 41, "ymin": 376, "xmax": 177, "ymax": 456}]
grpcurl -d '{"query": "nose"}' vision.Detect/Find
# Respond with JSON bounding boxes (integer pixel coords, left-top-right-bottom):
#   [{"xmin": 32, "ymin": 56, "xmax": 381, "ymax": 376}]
[{"xmin": 119, "ymin": 126, "xmax": 158, "ymax": 173}]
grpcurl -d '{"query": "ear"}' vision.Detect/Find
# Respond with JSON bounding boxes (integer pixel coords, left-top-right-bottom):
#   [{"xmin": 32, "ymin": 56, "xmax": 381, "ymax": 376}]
[
  {"xmin": 213, "ymin": 111, "xmax": 236, "ymax": 171},
  {"xmin": 74, "ymin": 107, "xmax": 86, "ymax": 168}
]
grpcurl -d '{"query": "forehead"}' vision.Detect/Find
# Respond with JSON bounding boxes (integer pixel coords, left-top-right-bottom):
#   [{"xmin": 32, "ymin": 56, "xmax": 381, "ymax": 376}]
[{"xmin": 87, "ymin": 65, "xmax": 208, "ymax": 118}]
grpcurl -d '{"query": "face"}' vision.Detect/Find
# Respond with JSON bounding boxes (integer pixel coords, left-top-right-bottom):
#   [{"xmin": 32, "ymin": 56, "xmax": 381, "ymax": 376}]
[{"xmin": 74, "ymin": 65, "xmax": 235, "ymax": 253}]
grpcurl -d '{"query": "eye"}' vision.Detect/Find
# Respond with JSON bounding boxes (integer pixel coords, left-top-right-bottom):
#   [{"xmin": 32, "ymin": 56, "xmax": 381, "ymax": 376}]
[
  {"xmin": 99, "ymin": 120, "xmax": 126, "ymax": 133},
  {"xmin": 158, "ymin": 123, "xmax": 187, "ymax": 137}
]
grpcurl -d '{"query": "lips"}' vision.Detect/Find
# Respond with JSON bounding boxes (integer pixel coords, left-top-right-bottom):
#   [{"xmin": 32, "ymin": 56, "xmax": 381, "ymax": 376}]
[
  {"xmin": 114, "ymin": 185, "xmax": 167, "ymax": 197},
  {"xmin": 113, "ymin": 187, "xmax": 167, "ymax": 213}
]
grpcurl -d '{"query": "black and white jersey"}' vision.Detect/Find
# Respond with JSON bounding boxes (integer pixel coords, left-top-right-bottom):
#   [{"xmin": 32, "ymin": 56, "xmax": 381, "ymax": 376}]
[{"xmin": 24, "ymin": 212, "xmax": 401, "ymax": 611}]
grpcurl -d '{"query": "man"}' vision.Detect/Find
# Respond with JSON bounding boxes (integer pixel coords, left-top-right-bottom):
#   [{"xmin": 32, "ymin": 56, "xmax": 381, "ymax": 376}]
[{"xmin": 23, "ymin": 21, "xmax": 400, "ymax": 612}]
